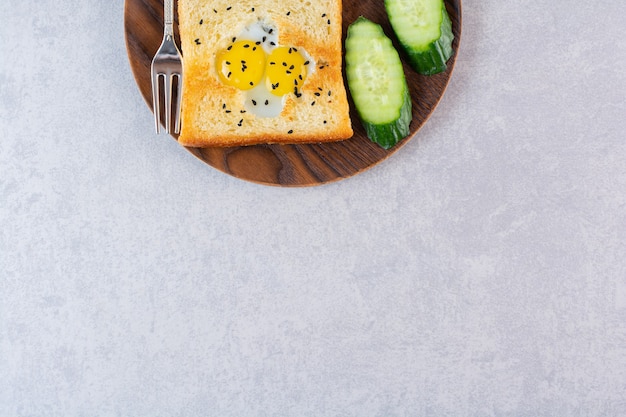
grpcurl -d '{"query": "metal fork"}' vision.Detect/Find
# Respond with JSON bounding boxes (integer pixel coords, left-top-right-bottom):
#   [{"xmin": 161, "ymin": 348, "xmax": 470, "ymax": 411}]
[{"xmin": 151, "ymin": 0, "xmax": 183, "ymax": 134}]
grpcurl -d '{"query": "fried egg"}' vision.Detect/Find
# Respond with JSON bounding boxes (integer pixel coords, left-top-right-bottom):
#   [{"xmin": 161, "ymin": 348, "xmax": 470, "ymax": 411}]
[{"xmin": 215, "ymin": 19, "xmax": 314, "ymax": 118}]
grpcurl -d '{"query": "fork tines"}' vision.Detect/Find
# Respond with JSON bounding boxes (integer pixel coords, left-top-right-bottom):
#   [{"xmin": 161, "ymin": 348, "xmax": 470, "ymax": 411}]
[{"xmin": 151, "ymin": 67, "xmax": 182, "ymax": 134}]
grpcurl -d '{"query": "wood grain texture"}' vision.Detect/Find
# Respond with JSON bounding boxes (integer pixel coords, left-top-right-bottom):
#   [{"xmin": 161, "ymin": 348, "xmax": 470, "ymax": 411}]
[{"xmin": 124, "ymin": 0, "xmax": 462, "ymax": 187}]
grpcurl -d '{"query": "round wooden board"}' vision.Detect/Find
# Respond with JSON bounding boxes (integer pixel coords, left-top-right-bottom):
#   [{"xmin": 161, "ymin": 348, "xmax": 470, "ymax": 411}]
[{"xmin": 124, "ymin": 0, "xmax": 462, "ymax": 187}]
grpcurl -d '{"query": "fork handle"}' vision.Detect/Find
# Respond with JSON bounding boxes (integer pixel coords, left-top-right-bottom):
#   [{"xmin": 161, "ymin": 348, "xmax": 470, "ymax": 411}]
[{"xmin": 164, "ymin": 0, "xmax": 175, "ymax": 37}]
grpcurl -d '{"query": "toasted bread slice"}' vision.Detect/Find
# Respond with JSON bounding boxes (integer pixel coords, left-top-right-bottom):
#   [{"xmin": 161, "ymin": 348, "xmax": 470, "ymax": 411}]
[{"xmin": 177, "ymin": 0, "xmax": 353, "ymax": 147}]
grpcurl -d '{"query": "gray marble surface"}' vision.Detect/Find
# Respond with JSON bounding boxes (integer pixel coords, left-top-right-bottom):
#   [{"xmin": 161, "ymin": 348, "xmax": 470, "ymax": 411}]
[{"xmin": 1, "ymin": 1, "xmax": 626, "ymax": 416}]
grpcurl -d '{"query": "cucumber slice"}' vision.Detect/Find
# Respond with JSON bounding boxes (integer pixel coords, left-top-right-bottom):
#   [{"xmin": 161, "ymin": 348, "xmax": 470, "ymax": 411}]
[
  {"xmin": 345, "ymin": 17, "xmax": 412, "ymax": 150},
  {"xmin": 385, "ymin": 0, "xmax": 454, "ymax": 75}
]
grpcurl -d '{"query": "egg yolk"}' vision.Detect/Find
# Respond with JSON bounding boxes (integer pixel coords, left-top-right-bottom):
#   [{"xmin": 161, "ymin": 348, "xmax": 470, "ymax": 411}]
[
  {"xmin": 216, "ymin": 41, "xmax": 308, "ymax": 97},
  {"xmin": 265, "ymin": 47, "xmax": 308, "ymax": 96},
  {"xmin": 216, "ymin": 41, "xmax": 266, "ymax": 90}
]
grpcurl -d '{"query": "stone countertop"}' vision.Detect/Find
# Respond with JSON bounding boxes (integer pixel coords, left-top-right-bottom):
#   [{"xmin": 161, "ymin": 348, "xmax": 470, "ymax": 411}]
[{"xmin": 1, "ymin": 1, "xmax": 625, "ymax": 416}]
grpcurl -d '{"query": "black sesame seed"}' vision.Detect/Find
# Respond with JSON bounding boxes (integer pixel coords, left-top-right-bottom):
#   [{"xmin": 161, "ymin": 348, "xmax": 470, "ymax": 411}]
[
  {"xmin": 288, "ymin": 48, "xmax": 293, "ymax": 54},
  {"xmin": 265, "ymin": 100, "xmax": 269, "ymax": 105},
  {"xmin": 268, "ymin": 28, "xmax": 274, "ymax": 34},
  {"xmin": 225, "ymin": 110, "xmax": 232, "ymax": 113},
  {"xmin": 327, "ymin": 19, "xmax": 331, "ymax": 25},
  {"xmin": 298, "ymin": 74, "xmax": 303, "ymax": 80},
  {"xmin": 227, "ymin": 71, "xmax": 232, "ymax": 78},
  {"xmin": 318, "ymin": 87, "xmax": 323, "ymax": 91},
  {"xmin": 282, "ymin": 62, "xmax": 287, "ymax": 67},
  {"xmin": 286, "ymin": 11, "xmax": 291, "ymax": 16},
  {"xmin": 232, "ymin": 37, "xmax": 237, "ymax": 42},
  {"xmin": 304, "ymin": 60, "xmax": 310, "ymax": 65},
  {"xmin": 253, "ymin": 46, "xmax": 257, "ymax": 51},
  {"xmin": 241, "ymin": 110, "xmax": 246, "ymax": 113},
  {"xmin": 225, "ymin": 61, "xmax": 231, "ymax": 65},
  {"xmin": 286, "ymin": 70, "xmax": 292, "ymax": 74},
  {"xmin": 213, "ymin": 8, "xmax": 218, "ymax": 13},
  {"xmin": 293, "ymin": 47, "xmax": 298, "ymax": 52},
  {"xmin": 222, "ymin": 103, "xmax": 226, "ymax": 109},
  {"xmin": 243, "ymin": 43, "xmax": 250, "ymax": 48},
  {"xmin": 270, "ymin": 41, "xmax": 276, "ymax": 46},
  {"xmin": 323, "ymin": 120, "xmax": 327, "ymax": 124},
  {"xmin": 251, "ymin": 7, "xmax": 255, "ymax": 11},
  {"xmin": 288, "ymin": 129, "xmax": 293, "ymax": 134},
  {"xmin": 252, "ymin": 100, "xmax": 257, "ymax": 105},
  {"xmin": 314, "ymin": 92, "xmax": 321, "ymax": 97},
  {"xmin": 227, "ymin": 6, "xmax": 232, "ymax": 10},
  {"xmin": 238, "ymin": 119, "xmax": 243, "ymax": 126},
  {"xmin": 199, "ymin": 19, "xmax": 203, "ymax": 24},
  {"xmin": 256, "ymin": 41, "xmax": 261, "ymax": 45},
  {"xmin": 227, "ymin": 45, "xmax": 232, "ymax": 50},
  {"xmin": 262, "ymin": 36, "xmax": 267, "ymax": 42},
  {"xmin": 194, "ymin": 38, "xmax": 201, "ymax": 45},
  {"xmin": 289, "ymin": 64, "xmax": 295, "ymax": 70},
  {"xmin": 294, "ymin": 79, "xmax": 298, "ymax": 85},
  {"xmin": 311, "ymin": 101, "xmax": 316, "ymax": 106},
  {"xmin": 249, "ymin": 81, "xmax": 254, "ymax": 86},
  {"xmin": 328, "ymin": 91, "xmax": 332, "ymax": 96},
  {"xmin": 269, "ymin": 61, "xmax": 276, "ymax": 65}
]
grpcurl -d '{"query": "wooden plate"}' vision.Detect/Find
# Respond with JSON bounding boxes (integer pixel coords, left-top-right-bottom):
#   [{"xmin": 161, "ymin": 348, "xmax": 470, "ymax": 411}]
[{"xmin": 124, "ymin": 0, "xmax": 462, "ymax": 187}]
